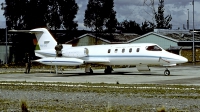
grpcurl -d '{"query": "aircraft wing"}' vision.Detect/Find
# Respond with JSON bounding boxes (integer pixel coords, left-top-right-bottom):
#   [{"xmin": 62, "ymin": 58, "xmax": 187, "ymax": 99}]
[
  {"xmin": 84, "ymin": 59, "xmax": 110, "ymax": 64},
  {"xmin": 136, "ymin": 65, "xmax": 150, "ymax": 72}
]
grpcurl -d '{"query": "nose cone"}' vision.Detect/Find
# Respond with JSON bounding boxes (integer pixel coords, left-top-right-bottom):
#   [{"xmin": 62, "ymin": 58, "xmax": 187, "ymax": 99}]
[
  {"xmin": 179, "ymin": 56, "xmax": 188, "ymax": 63},
  {"xmin": 183, "ymin": 57, "xmax": 188, "ymax": 63}
]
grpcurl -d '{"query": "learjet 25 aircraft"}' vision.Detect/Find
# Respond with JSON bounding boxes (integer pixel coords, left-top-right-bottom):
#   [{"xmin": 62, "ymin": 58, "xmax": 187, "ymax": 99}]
[{"xmin": 9, "ymin": 28, "xmax": 188, "ymax": 75}]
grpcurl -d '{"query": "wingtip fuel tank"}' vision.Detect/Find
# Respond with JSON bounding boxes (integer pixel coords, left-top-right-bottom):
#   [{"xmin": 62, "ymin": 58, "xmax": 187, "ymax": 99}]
[{"xmin": 35, "ymin": 57, "xmax": 84, "ymax": 66}]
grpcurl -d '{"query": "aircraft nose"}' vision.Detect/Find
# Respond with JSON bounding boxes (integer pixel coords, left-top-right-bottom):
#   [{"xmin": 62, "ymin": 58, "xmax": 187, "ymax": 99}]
[{"xmin": 180, "ymin": 56, "xmax": 188, "ymax": 63}]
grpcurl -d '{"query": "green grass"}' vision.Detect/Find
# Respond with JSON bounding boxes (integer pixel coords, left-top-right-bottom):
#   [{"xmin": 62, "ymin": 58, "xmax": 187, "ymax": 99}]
[
  {"xmin": 0, "ymin": 81, "xmax": 197, "ymax": 111},
  {"xmin": 0, "ymin": 81, "xmax": 200, "ymax": 98}
]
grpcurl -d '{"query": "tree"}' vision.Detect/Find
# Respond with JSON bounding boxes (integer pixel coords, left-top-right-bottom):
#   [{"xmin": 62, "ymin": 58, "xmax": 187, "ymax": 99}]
[
  {"xmin": 143, "ymin": 0, "xmax": 172, "ymax": 29},
  {"xmin": 2, "ymin": 0, "xmax": 29, "ymax": 29},
  {"xmin": 2, "ymin": 0, "xmax": 49, "ymax": 29},
  {"xmin": 1, "ymin": 0, "xmax": 79, "ymax": 63},
  {"xmin": 154, "ymin": 0, "xmax": 172, "ymax": 29},
  {"xmin": 141, "ymin": 21, "xmax": 154, "ymax": 34},
  {"xmin": 84, "ymin": 0, "xmax": 117, "ymax": 32},
  {"xmin": 2, "ymin": 0, "xmax": 79, "ymax": 30},
  {"xmin": 47, "ymin": 0, "xmax": 62, "ymax": 30},
  {"xmin": 58, "ymin": 0, "xmax": 79, "ymax": 31},
  {"xmin": 104, "ymin": 0, "xmax": 117, "ymax": 32},
  {"xmin": 84, "ymin": 0, "xmax": 104, "ymax": 32},
  {"xmin": 23, "ymin": 0, "xmax": 49, "ymax": 29},
  {"xmin": 118, "ymin": 20, "xmax": 142, "ymax": 34}
]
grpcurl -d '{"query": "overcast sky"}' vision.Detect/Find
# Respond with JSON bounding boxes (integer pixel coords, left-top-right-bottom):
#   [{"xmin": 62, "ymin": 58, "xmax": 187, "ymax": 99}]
[{"xmin": 0, "ymin": 0, "xmax": 200, "ymax": 30}]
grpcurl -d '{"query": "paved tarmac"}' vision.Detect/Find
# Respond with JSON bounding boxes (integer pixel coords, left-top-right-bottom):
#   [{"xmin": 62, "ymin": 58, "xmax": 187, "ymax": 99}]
[{"xmin": 0, "ymin": 65, "xmax": 200, "ymax": 85}]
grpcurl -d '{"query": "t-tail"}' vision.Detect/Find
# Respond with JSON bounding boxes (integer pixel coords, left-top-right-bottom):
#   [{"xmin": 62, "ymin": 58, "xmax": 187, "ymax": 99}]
[
  {"xmin": 11, "ymin": 28, "xmax": 57, "ymax": 50},
  {"xmin": 9, "ymin": 28, "xmax": 58, "ymax": 57}
]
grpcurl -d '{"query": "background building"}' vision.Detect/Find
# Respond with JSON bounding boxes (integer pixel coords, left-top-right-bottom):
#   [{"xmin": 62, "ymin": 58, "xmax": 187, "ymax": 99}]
[{"xmin": 127, "ymin": 32, "xmax": 178, "ymax": 49}]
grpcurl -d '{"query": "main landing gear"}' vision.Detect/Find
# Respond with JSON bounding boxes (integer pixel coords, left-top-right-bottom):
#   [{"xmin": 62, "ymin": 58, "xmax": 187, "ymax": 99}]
[
  {"xmin": 85, "ymin": 64, "xmax": 93, "ymax": 74},
  {"xmin": 104, "ymin": 66, "xmax": 113, "ymax": 74},
  {"xmin": 164, "ymin": 68, "xmax": 170, "ymax": 76},
  {"xmin": 85, "ymin": 65, "xmax": 113, "ymax": 74},
  {"xmin": 50, "ymin": 65, "xmax": 63, "ymax": 74}
]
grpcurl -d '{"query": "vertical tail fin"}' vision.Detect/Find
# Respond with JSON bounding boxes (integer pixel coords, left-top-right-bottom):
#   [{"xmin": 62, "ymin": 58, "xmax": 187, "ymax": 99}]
[
  {"xmin": 30, "ymin": 28, "xmax": 57, "ymax": 50},
  {"xmin": 9, "ymin": 28, "xmax": 57, "ymax": 50}
]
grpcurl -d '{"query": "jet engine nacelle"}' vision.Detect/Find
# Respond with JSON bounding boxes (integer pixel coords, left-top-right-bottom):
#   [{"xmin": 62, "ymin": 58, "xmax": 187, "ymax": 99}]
[
  {"xmin": 62, "ymin": 48, "xmax": 89, "ymax": 58},
  {"xmin": 35, "ymin": 57, "xmax": 84, "ymax": 66}
]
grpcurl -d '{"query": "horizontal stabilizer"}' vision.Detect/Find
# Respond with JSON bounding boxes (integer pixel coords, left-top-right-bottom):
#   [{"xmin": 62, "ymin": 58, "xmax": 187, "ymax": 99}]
[{"xmin": 9, "ymin": 29, "xmax": 43, "ymax": 33}]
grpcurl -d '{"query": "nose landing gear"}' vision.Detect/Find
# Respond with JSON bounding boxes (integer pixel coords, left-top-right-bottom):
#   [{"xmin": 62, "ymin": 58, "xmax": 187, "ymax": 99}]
[{"xmin": 164, "ymin": 69, "xmax": 170, "ymax": 76}]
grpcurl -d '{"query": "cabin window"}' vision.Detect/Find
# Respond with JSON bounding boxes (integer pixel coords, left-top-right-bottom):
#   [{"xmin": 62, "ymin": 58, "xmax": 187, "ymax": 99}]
[
  {"xmin": 108, "ymin": 49, "xmax": 111, "ymax": 53},
  {"xmin": 136, "ymin": 48, "xmax": 140, "ymax": 52},
  {"xmin": 115, "ymin": 49, "xmax": 118, "ymax": 53},
  {"xmin": 129, "ymin": 48, "xmax": 132, "ymax": 53},
  {"xmin": 146, "ymin": 45, "xmax": 162, "ymax": 51},
  {"xmin": 122, "ymin": 48, "xmax": 125, "ymax": 53}
]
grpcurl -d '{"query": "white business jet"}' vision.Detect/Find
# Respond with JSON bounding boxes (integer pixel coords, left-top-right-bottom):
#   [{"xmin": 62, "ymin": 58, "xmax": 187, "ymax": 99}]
[{"xmin": 9, "ymin": 28, "xmax": 188, "ymax": 75}]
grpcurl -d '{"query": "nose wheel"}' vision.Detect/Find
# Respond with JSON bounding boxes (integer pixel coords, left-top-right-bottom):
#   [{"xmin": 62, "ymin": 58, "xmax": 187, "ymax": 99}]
[{"xmin": 164, "ymin": 69, "xmax": 170, "ymax": 76}]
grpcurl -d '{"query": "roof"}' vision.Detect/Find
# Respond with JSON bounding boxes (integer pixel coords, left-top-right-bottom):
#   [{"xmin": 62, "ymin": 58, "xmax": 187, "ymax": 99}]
[
  {"xmin": 127, "ymin": 32, "xmax": 179, "ymax": 43},
  {"xmin": 101, "ymin": 33, "xmax": 139, "ymax": 43},
  {"xmin": 65, "ymin": 29, "xmax": 200, "ymax": 44},
  {"xmin": 166, "ymin": 46, "xmax": 182, "ymax": 50},
  {"xmin": 154, "ymin": 29, "xmax": 200, "ymax": 41},
  {"xmin": 65, "ymin": 33, "xmax": 110, "ymax": 44},
  {"xmin": 65, "ymin": 33, "xmax": 140, "ymax": 44},
  {"xmin": 164, "ymin": 33, "xmax": 200, "ymax": 41}
]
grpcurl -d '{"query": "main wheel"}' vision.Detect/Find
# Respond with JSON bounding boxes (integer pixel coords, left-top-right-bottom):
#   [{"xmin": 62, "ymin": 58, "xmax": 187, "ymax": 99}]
[
  {"xmin": 104, "ymin": 66, "xmax": 113, "ymax": 74},
  {"xmin": 104, "ymin": 69, "xmax": 112, "ymax": 74},
  {"xmin": 90, "ymin": 68, "xmax": 93, "ymax": 74},
  {"xmin": 164, "ymin": 70, "xmax": 170, "ymax": 76}
]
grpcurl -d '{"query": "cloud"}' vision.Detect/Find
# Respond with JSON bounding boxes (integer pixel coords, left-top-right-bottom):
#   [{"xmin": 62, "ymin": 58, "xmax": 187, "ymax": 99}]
[
  {"xmin": 165, "ymin": 0, "xmax": 192, "ymax": 7},
  {"xmin": 114, "ymin": 0, "xmax": 144, "ymax": 7},
  {"xmin": 113, "ymin": 0, "xmax": 200, "ymax": 29}
]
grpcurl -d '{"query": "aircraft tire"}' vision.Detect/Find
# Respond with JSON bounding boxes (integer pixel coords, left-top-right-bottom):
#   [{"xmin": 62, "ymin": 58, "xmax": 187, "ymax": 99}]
[
  {"xmin": 164, "ymin": 70, "xmax": 170, "ymax": 76},
  {"xmin": 90, "ymin": 68, "xmax": 93, "ymax": 74},
  {"xmin": 104, "ymin": 66, "xmax": 113, "ymax": 74},
  {"xmin": 104, "ymin": 69, "xmax": 107, "ymax": 73},
  {"xmin": 104, "ymin": 69, "xmax": 112, "ymax": 74}
]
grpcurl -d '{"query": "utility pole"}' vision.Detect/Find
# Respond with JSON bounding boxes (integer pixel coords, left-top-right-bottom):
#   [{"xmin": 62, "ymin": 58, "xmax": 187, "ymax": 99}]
[
  {"xmin": 192, "ymin": 0, "xmax": 195, "ymax": 63},
  {"xmin": 187, "ymin": 9, "xmax": 189, "ymax": 30},
  {"xmin": 1, "ymin": 2, "xmax": 8, "ymax": 66},
  {"xmin": 5, "ymin": 27, "xmax": 7, "ymax": 66}
]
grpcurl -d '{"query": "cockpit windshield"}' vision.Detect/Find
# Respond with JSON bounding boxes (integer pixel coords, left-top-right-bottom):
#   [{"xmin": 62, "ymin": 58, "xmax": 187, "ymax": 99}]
[{"xmin": 146, "ymin": 45, "xmax": 162, "ymax": 51}]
